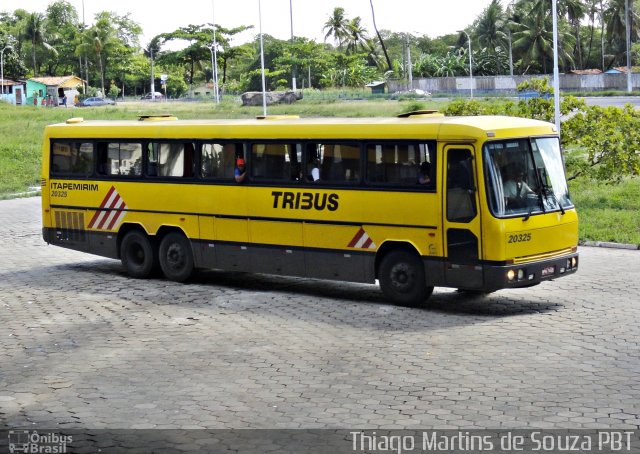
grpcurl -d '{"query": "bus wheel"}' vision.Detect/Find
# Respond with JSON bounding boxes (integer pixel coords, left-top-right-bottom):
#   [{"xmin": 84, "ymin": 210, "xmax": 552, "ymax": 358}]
[
  {"xmin": 121, "ymin": 230, "xmax": 157, "ymax": 278},
  {"xmin": 159, "ymin": 232, "xmax": 194, "ymax": 282},
  {"xmin": 379, "ymin": 250, "xmax": 433, "ymax": 306}
]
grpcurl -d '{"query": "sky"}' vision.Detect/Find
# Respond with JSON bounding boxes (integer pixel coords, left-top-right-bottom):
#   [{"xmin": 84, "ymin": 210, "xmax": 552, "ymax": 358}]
[{"xmin": 3, "ymin": 0, "xmax": 495, "ymax": 47}]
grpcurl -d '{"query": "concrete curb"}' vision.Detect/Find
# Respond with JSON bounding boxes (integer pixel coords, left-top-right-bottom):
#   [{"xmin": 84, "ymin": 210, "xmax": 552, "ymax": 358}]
[{"xmin": 581, "ymin": 240, "xmax": 640, "ymax": 250}]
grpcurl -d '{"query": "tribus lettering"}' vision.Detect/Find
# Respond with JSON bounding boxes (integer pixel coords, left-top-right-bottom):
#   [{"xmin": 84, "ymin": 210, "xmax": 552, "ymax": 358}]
[{"xmin": 272, "ymin": 191, "xmax": 339, "ymax": 211}]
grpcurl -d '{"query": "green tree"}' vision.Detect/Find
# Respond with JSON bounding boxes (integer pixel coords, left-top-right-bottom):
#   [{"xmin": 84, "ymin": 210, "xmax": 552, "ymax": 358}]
[
  {"xmin": 323, "ymin": 7, "xmax": 350, "ymax": 48},
  {"xmin": 78, "ymin": 16, "xmax": 113, "ymax": 95},
  {"xmin": 560, "ymin": 0, "xmax": 587, "ymax": 68},
  {"xmin": 210, "ymin": 24, "xmax": 254, "ymax": 85},
  {"xmin": 344, "ymin": 16, "xmax": 369, "ymax": 55},
  {"xmin": 474, "ymin": 0, "xmax": 509, "ymax": 73},
  {"xmin": 511, "ymin": 2, "xmax": 576, "ymax": 73},
  {"xmin": 563, "ymin": 104, "xmax": 640, "ymax": 180},
  {"xmin": 44, "ymin": 1, "xmax": 80, "ymax": 76},
  {"xmin": 22, "ymin": 12, "xmax": 57, "ymax": 76},
  {"xmin": 604, "ymin": 0, "xmax": 640, "ymax": 67}
]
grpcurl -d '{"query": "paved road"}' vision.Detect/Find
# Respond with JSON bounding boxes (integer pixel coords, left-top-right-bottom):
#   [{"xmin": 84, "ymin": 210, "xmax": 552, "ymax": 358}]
[
  {"xmin": 1, "ymin": 197, "xmax": 639, "ymax": 431},
  {"xmin": 581, "ymin": 96, "xmax": 640, "ymax": 108}
]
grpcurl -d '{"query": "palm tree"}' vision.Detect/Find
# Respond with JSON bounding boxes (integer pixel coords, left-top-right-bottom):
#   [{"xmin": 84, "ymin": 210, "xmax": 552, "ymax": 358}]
[
  {"xmin": 323, "ymin": 7, "xmax": 349, "ymax": 48},
  {"xmin": 604, "ymin": 0, "xmax": 640, "ymax": 67},
  {"xmin": 512, "ymin": 6, "xmax": 576, "ymax": 73},
  {"xmin": 511, "ymin": 0, "xmax": 579, "ymax": 74},
  {"xmin": 475, "ymin": 0, "xmax": 509, "ymax": 73},
  {"xmin": 22, "ymin": 12, "xmax": 56, "ymax": 76},
  {"xmin": 369, "ymin": 0, "xmax": 392, "ymax": 71},
  {"xmin": 559, "ymin": 0, "xmax": 587, "ymax": 68},
  {"xmin": 584, "ymin": 0, "xmax": 601, "ymax": 68},
  {"xmin": 78, "ymin": 19, "xmax": 113, "ymax": 96},
  {"xmin": 344, "ymin": 17, "xmax": 369, "ymax": 54}
]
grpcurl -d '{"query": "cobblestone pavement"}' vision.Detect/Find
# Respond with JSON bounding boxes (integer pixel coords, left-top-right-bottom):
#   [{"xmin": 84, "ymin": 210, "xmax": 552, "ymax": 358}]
[{"xmin": 1, "ymin": 197, "xmax": 639, "ymax": 430}]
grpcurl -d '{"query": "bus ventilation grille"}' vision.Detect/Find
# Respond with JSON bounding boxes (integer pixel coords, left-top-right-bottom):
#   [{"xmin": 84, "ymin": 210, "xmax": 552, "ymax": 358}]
[{"xmin": 55, "ymin": 211, "xmax": 86, "ymax": 243}]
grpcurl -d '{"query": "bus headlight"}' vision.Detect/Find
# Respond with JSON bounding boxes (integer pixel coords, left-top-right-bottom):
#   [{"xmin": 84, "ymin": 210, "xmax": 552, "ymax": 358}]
[
  {"xmin": 517, "ymin": 269, "xmax": 525, "ymax": 280},
  {"xmin": 571, "ymin": 257, "xmax": 578, "ymax": 268},
  {"xmin": 507, "ymin": 269, "xmax": 516, "ymax": 281}
]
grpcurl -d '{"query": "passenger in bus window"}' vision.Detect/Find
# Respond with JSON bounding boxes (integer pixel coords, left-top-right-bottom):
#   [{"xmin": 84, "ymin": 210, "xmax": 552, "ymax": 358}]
[
  {"xmin": 308, "ymin": 157, "xmax": 320, "ymax": 181},
  {"xmin": 234, "ymin": 158, "xmax": 247, "ymax": 182},
  {"xmin": 417, "ymin": 161, "xmax": 431, "ymax": 185}
]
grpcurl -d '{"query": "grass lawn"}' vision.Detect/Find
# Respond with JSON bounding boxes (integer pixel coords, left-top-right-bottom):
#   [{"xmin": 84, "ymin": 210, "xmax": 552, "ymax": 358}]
[
  {"xmin": 569, "ymin": 177, "xmax": 640, "ymax": 246},
  {"xmin": 1, "ymin": 99, "xmax": 637, "ymax": 245}
]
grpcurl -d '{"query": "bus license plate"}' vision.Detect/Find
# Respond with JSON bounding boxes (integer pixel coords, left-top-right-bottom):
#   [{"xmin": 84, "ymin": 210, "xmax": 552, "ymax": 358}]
[{"xmin": 541, "ymin": 265, "xmax": 555, "ymax": 277}]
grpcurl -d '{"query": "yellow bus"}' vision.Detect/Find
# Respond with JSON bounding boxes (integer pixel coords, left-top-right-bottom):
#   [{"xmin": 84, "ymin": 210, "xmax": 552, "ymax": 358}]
[{"xmin": 41, "ymin": 113, "xmax": 578, "ymax": 306}]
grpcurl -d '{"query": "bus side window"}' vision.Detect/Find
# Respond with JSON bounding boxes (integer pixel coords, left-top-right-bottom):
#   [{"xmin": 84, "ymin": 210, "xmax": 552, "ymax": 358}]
[
  {"xmin": 251, "ymin": 143, "xmax": 291, "ymax": 180},
  {"xmin": 317, "ymin": 143, "xmax": 360, "ymax": 183},
  {"xmin": 51, "ymin": 142, "xmax": 94, "ymax": 177},
  {"xmin": 97, "ymin": 142, "xmax": 142, "ymax": 176},
  {"xmin": 201, "ymin": 142, "xmax": 239, "ymax": 179},
  {"xmin": 148, "ymin": 142, "xmax": 193, "ymax": 178}
]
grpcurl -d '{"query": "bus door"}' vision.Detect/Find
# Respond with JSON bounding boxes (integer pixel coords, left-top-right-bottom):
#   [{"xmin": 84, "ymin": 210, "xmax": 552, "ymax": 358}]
[{"xmin": 442, "ymin": 146, "xmax": 483, "ymax": 289}]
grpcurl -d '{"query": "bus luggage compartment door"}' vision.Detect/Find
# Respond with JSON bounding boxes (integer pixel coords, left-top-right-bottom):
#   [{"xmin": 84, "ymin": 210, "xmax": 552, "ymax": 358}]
[{"xmin": 443, "ymin": 146, "xmax": 483, "ymax": 289}]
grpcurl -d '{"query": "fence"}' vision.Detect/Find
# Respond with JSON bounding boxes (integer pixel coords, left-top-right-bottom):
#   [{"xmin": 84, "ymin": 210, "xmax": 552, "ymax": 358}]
[{"xmin": 388, "ymin": 73, "xmax": 640, "ymax": 96}]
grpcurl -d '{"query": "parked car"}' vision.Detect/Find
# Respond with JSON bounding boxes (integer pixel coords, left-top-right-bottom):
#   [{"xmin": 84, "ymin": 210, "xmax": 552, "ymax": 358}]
[
  {"xmin": 75, "ymin": 97, "xmax": 116, "ymax": 107},
  {"xmin": 141, "ymin": 92, "xmax": 165, "ymax": 100}
]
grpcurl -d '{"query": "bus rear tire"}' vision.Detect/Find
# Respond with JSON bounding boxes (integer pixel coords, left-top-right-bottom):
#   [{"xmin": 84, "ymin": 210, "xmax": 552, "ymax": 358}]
[
  {"xmin": 379, "ymin": 249, "xmax": 433, "ymax": 306},
  {"xmin": 159, "ymin": 232, "xmax": 194, "ymax": 282},
  {"xmin": 121, "ymin": 230, "xmax": 157, "ymax": 279}
]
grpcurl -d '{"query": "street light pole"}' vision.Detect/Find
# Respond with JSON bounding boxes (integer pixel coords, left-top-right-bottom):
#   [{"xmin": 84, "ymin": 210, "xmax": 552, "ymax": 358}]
[
  {"xmin": 290, "ymin": 0, "xmax": 297, "ymax": 91},
  {"xmin": 552, "ymin": 0, "xmax": 561, "ymax": 134},
  {"xmin": 258, "ymin": 0, "xmax": 267, "ymax": 117},
  {"xmin": 204, "ymin": 46, "xmax": 220, "ymax": 104},
  {"xmin": 458, "ymin": 30, "xmax": 473, "ymax": 99},
  {"xmin": 150, "ymin": 46, "xmax": 155, "ymax": 101}
]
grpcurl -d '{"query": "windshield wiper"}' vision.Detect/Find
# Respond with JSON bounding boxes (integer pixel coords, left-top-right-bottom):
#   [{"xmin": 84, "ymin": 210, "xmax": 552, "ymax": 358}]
[{"xmin": 543, "ymin": 186, "xmax": 565, "ymax": 215}]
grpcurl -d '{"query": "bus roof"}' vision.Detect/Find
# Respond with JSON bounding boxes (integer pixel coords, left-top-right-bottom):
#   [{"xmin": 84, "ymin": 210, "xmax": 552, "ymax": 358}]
[{"xmin": 45, "ymin": 115, "xmax": 556, "ymax": 142}]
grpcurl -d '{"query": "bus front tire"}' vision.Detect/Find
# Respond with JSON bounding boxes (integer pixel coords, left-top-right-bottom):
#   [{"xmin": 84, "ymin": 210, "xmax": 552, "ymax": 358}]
[
  {"xmin": 121, "ymin": 230, "xmax": 157, "ymax": 279},
  {"xmin": 379, "ymin": 250, "xmax": 433, "ymax": 306},
  {"xmin": 159, "ymin": 232, "xmax": 194, "ymax": 282}
]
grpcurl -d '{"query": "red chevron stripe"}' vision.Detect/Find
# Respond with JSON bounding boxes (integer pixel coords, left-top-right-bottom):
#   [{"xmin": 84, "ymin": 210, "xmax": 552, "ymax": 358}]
[
  {"xmin": 105, "ymin": 198, "xmax": 127, "ymax": 231},
  {"xmin": 348, "ymin": 228, "xmax": 366, "ymax": 248},
  {"xmin": 87, "ymin": 186, "xmax": 116, "ymax": 228},
  {"xmin": 96, "ymin": 193, "xmax": 123, "ymax": 230}
]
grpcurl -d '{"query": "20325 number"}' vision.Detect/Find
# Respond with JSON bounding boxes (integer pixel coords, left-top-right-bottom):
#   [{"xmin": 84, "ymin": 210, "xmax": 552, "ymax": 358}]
[{"xmin": 508, "ymin": 233, "xmax": 532, "ymax": 243}]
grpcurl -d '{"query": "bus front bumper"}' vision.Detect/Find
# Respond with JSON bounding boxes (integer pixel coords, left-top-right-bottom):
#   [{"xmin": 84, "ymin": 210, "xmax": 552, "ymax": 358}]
[{"xmin": 483, "ymin": 252, "xmax": 579, "ymax": 292}]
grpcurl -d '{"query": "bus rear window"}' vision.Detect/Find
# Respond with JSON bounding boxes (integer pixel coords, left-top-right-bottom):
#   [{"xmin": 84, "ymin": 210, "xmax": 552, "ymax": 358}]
[{"xmin": 51, "ymin": 142, "xmax": 94, "ymax": 177}]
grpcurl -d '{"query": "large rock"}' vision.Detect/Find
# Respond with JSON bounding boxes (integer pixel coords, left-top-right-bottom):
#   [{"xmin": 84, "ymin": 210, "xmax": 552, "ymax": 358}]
[{"xmin": 241, "ymin": 91, "xmax": 302, "ymax": 106}]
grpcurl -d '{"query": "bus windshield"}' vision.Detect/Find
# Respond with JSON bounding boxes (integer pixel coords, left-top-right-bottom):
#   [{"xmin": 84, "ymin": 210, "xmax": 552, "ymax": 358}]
[{"xmin": 484, "ymin": 137, "xmax": 573, "ymax": 218}]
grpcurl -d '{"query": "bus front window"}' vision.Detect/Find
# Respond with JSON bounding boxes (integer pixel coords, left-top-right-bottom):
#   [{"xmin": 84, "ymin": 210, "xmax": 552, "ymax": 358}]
[
  {"xmin": 484, "ymin": 137, "xmax": 573, "ymax": 218},
  {"xmin": 531, "ymin": 137, "xmax": 573, "ymax": 212}
]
